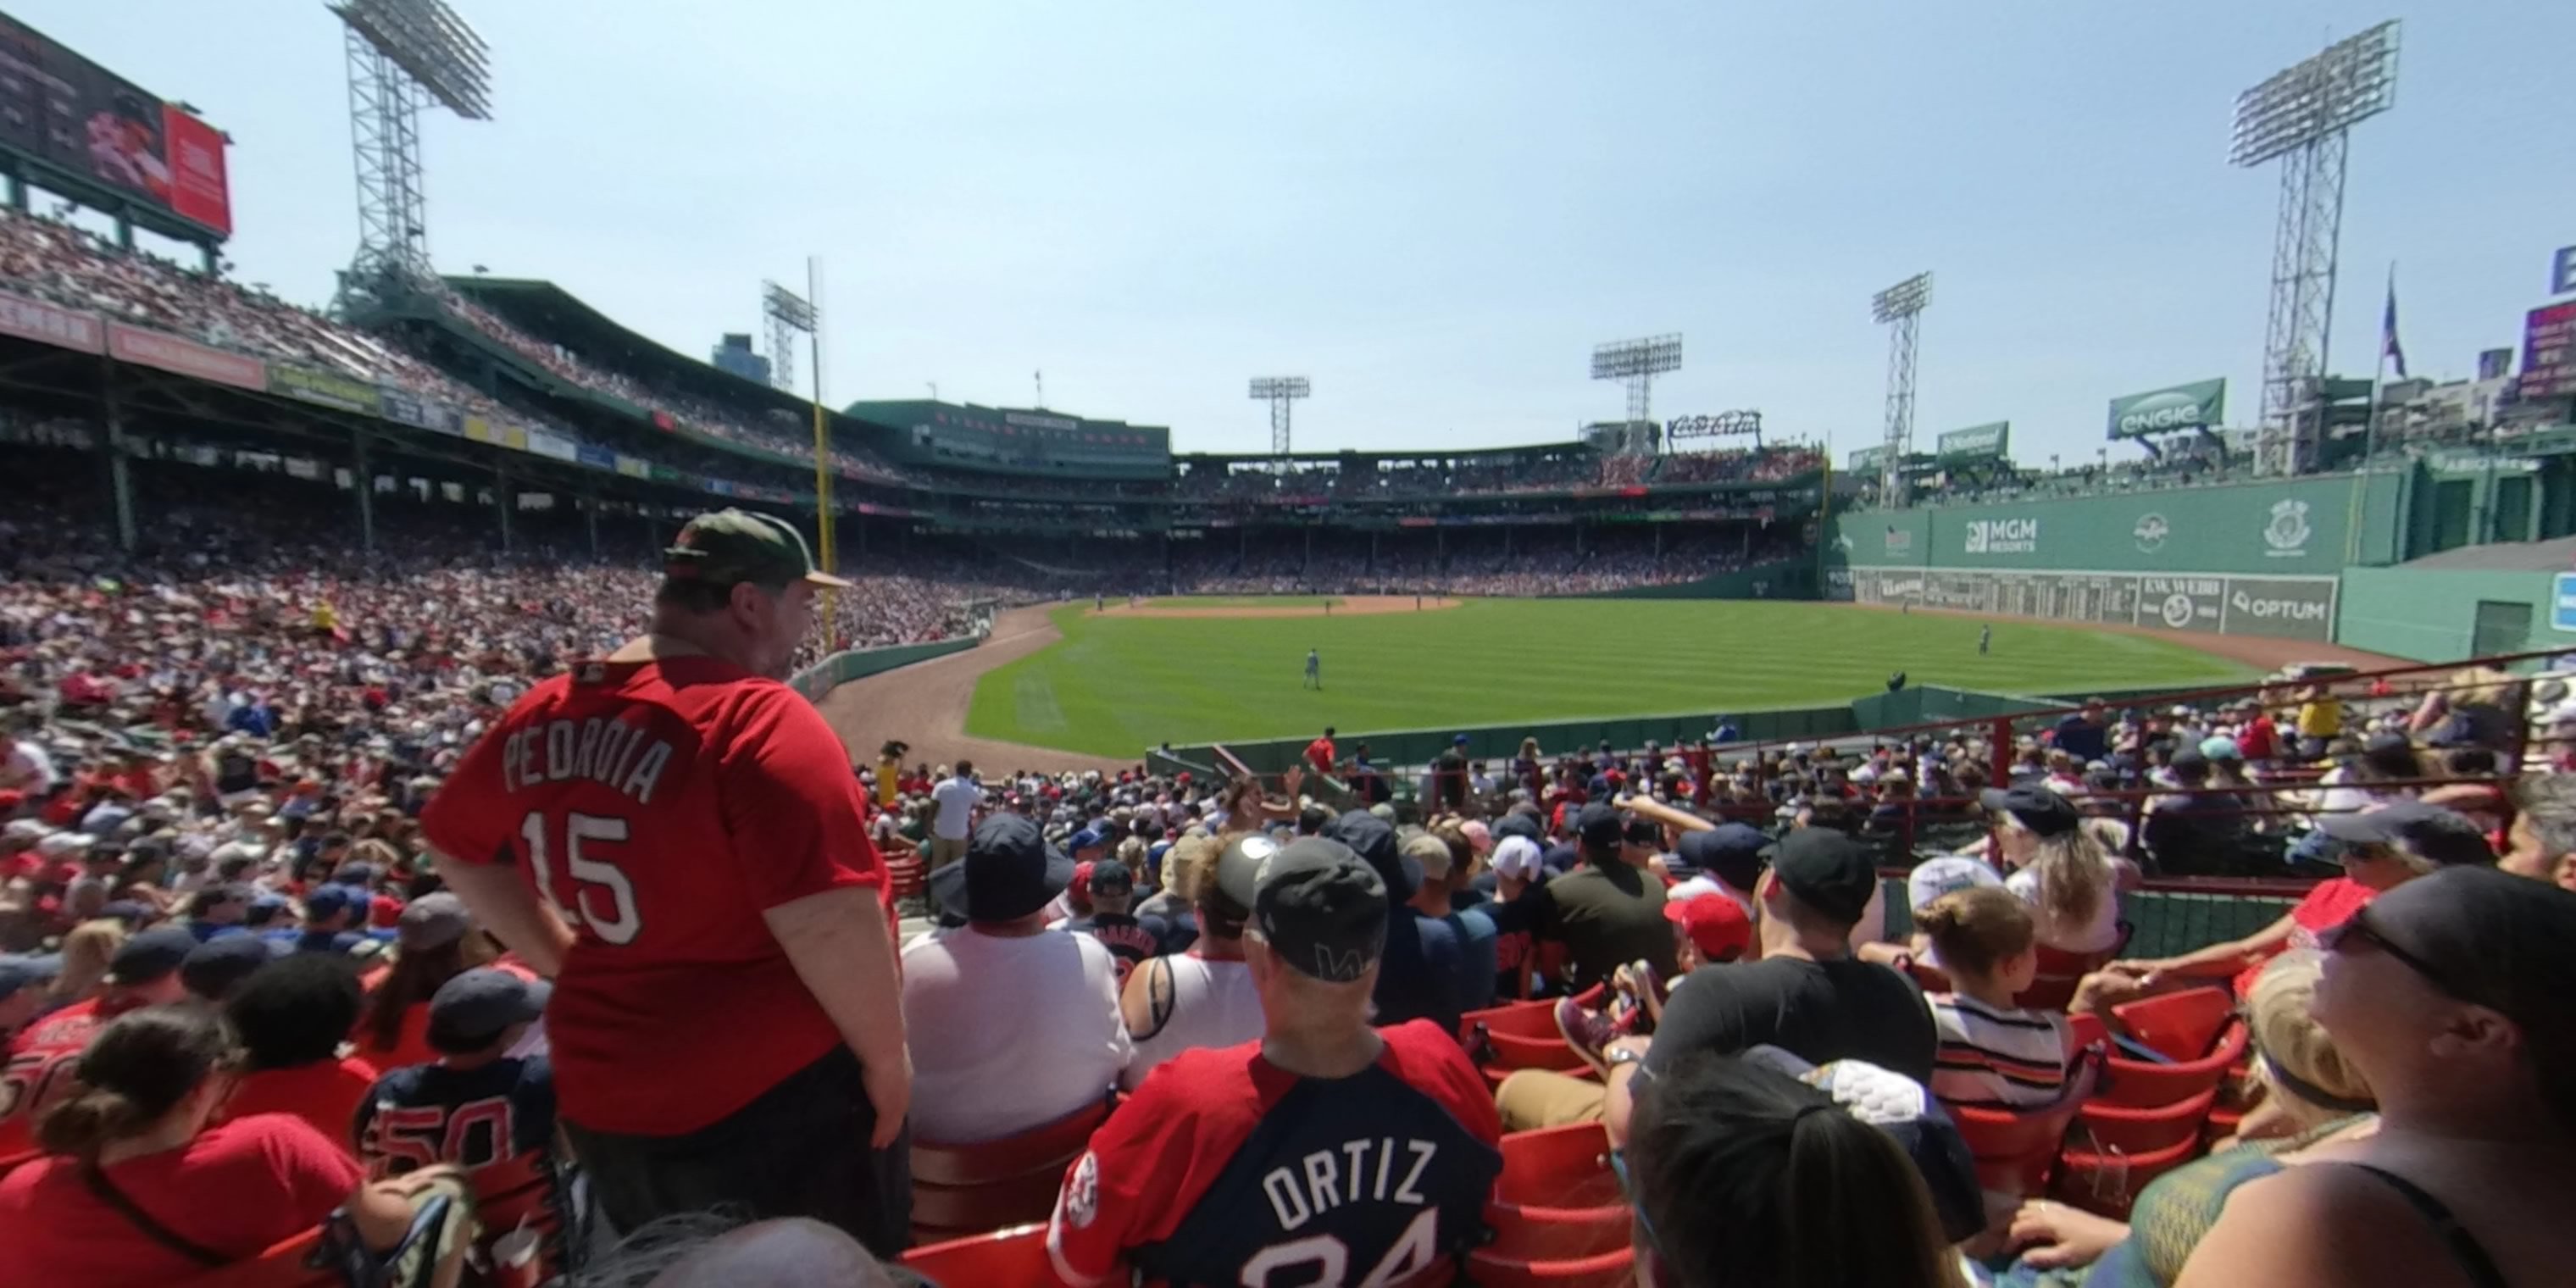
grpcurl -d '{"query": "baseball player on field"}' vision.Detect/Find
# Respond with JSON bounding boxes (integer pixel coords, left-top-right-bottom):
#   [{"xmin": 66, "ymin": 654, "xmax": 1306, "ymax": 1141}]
[{"xmin": 422, "ymin": 509, "xmax": 913, "ymax": 1253}]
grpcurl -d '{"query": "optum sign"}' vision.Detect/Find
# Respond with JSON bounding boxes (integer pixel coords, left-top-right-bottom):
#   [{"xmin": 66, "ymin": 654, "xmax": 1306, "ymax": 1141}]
[{"xmin": 2107, "ymin": 378, "xmax": 2227, "ymax": 441}]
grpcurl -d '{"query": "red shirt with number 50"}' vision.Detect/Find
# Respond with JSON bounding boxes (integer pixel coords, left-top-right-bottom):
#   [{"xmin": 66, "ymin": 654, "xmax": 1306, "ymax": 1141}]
[{"xmin": 420, "ymin": 655, "xmax": 886, "ymax": 1135}]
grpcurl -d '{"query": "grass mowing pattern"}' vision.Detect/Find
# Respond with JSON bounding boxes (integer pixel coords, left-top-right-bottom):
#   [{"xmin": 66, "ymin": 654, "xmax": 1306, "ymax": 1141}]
[
  {"xmin": 1136, "ymin": 595, "xmax": 1342, "ymax": 608},
  {"xmin": 965, "ymin": 598, "xmax": 2256, "ymax": 758}
]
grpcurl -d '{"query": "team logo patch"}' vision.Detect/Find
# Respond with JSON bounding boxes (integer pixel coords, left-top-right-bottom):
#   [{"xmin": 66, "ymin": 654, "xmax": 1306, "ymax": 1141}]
[
  {"xmin": 1063, "ymin": 1152, "xmax": 1100, "ymax": 1230},
  {"xmin": 2133, "ymin": 513, "xmax": 2169, "ymax": 553},
  {"xmin": 2264, "ymin": 499, "xmax": 2312, "ymax": 556}
]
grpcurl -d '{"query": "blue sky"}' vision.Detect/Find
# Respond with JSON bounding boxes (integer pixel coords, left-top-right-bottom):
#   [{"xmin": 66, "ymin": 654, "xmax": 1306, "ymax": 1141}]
[{"xmin": 19, "ymin": 1, "xmax": 2575, "ymax": 465}]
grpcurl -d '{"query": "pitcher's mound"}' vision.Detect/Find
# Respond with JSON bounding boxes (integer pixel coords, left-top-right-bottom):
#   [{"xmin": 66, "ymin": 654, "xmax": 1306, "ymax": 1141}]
[{"xmin": 1096, "ymin": 595, "xmax": 1463, "ymax": 619}]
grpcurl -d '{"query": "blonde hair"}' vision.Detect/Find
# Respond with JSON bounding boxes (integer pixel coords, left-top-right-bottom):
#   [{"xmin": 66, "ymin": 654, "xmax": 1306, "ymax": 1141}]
[
  {"xmin": 1914, "ymin": 886, "xmax": 2035, "ymax": 980},
  {"xmin": 2007, "ymin": 816, "xmax": 2112, "ymax": 942},
  {"xmin": 52, "ymin": 919, "xmax": 127, "ymax": 1004},
  {"xmin": 2246, "ymin": 951, "xmax": 2372, "ymax": 1124},
  {"xmin": 2448, "ymin": 664, "xmax": 2517, "ymax": 710}
]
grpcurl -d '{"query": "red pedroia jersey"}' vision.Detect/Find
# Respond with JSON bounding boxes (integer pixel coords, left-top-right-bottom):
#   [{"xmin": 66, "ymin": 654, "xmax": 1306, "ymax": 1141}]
[
  {"xmin": 1047, "ymin": 1019, "xmax": 1502, "ymax": 1288},
  {"xmin": 419, "ymin": 655, "xmax": 886, "ymax": 1136}
]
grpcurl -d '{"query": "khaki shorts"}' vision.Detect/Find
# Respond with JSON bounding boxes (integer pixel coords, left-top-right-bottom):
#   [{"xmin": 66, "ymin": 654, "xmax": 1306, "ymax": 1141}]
[{"xmin": 928, "ymin": 836, "xmax": 968, "ymax": 869}]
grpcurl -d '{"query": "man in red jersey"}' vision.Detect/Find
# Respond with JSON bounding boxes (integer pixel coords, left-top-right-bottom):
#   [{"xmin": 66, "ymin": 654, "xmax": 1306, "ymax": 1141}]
[
  {"xmin": 1046, "ymin": 836, "xmax": 1502, "ymax": 1287},
  {"xmin": 0, "ymin": 926, "xmax": 193, "ymax": 1157},
  {"xmin": 420, "ymin": 509, "xmax": 912, "ymax": 1253}
]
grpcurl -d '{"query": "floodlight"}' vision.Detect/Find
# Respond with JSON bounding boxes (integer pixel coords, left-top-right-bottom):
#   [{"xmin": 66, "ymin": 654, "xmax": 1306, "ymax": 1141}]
[
  {"xmin": 1590, "ymin": 335, "xmax": 1683, "ymax": 380},
  {"xmin": 2229, "ymin": 20, "xmax": 2399, "ymax": 169},
  {"xmin": 331, "ymin": 0, "xmax": 491, "ymax": 120},
  {"xmin": 1871, "ymin": 273, "xmax": 1933, "ymax": 323},
  {"xmin": 1249, "ymin": 377, "xmax": 1310, "ymax": 455}
]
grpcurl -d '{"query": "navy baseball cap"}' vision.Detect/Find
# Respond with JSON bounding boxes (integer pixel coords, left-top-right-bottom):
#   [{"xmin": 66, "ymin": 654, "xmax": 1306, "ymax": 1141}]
[
  {"xmin": 1677, "ymin": 824, "xmax": 1770, "ymax": 892},
  {"xmin": 1069, "ymin": 828, "xmax": 1108, "ymax": 853},
  {"xmin": 1765, "ymin": 829, "xmax": 1879, "ymax": 927},
  {"xmin": 2316, "ymin": 801, "xmax": 2494, "ymax": 869},
  {"xmin": 932, "ymin": 814, "xmax": 1074, "ymax": 923},
  {"xmin": 180, "ymin": 935, "xmax": 277, "ymax": 1001},
  {"xmin": 1490, "ymin": 813, "xmax": 1544, "ymax": 845},
  {"xmin": 426, "ymin": 968, "xmax": 552, "ymax": 1054},
  {"xmin": 303, "ymin": 884, "xmax": 362, "ymax": 921},
  {"xmin": 1088, "ymin": 859, "xmax": 1135, "ymax": 897},
  {"xmin": 1321, "ymin": 809, "xmax": 1411, "ymax": 901},
  {"xmin": 1576, "ymin": 802, "xmax": 1624, "ymax": 851},
  {"xmin": 1253, "ymin": 838, "xmax": 1388, "ymax": 984},
  {"xmin": 0, "ymin": 953, "xmax": 61, "ymax": 1001},
  {"xmin": 106, "ymin": 926, "xmax": 198, "ymax": 986},
  {"xmin": 1979, "ymin": 786, "xmax": 2081, "ymax": 838}
]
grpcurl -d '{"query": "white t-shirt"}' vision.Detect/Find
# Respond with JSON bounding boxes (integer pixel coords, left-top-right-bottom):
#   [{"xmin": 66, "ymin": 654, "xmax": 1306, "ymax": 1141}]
[
  {"xmin": 930, "ymin": 775, "xmax": 981, "ymax": 841},
  {"xmin": 1120, "ymin": 952, "xmax": 1263, "ymax": 1091},
  {"xmin": 2007, "ymin": 861, "xmax": 2124, "ymax": 954},
  {"xmin": 0, "ymin": 742, "xmax": 55, "ymax": 793},
  {"xmin": 900, "ymin": 925, "xmax": 1130, "ymax": 1143}
]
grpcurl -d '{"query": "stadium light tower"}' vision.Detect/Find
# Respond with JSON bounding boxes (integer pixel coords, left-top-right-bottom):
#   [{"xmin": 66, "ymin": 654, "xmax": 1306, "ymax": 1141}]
[
  {"xmin": 763, "ymin": 280, "xmax": 812, "ymax": 396},
  {"xmin": 1248, "ymin": 376, "xmax": 1309, "ymax": 456},
  {"xmin": 1872, "ymin": 273, "xmax": 1932, "ymax": 504},
  {"xmin": 1591, "ymin": 336, "xmax": 1683, "ymax": 448},
  {"xmin": 2231, "ymin": 20, "xmax": 2400, "ymax": 476},
  {"xmin": 331, "ymin": 0, "xmax": 491, "ymax": 295}
]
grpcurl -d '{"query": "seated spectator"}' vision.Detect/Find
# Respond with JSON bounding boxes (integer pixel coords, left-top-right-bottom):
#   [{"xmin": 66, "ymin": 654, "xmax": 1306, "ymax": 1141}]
[
  {"xmin": 180, "ymin": 882, "xmax": 255, "ymax": 942},
  {"xmin": 269, "ymin": 883, "xmax": 366, "ymax": 956},
  {"xmin": 1661, "ymin": 891, "xmax": 1752, "ymax": 973},
  {"xmin": 1982, "ymin": 786, "xmax": 2126, "ymax": 955},
  {"xmin": 0, "ymin": 1005, "xmax": 472, "ymax": 1288},
  {"xmin": 1322, "ymin": 810, "xmax": 1463, "ymax": 1034},
  {"xmin": 1061, "ymin": 859, "xmax": 1166, "ymax": 987},
  {"xmin": 1405, "ymin": 830, "xmax": 1499, "ymax": 1013},
  {"xmin": 2312, "ymin": 733, "xmax": 2424, "ymax": 819},
  {"xmin": 1497, "ymin": 830, "xmax": 1934, "ymax": 1139},
  {"xmin": 1045, "ymin": 837, "xmax": 1502, "ymax": 1286},
  {"xmin": 2003, "ymin": 950, "xmax": 2376, "ymax": 1282},
  {"xmin": 1915, "ymin": 887, "xmax": 2077, "ymax": 1108},
  {"xmin": 1120, "ymin": 835, "xmax": 1265, "ymax": 1091},
  {"xmin": 2090, "ymin": 800, "xmax": 2494, "ymax": 1007},
  {"xmin": 1667, "ymin": 822, "xmax": 1768, "ymax": 917},
  {"xmin": 2498, "ymin": 772, "xmax": 2576, "ymax": 892},
  {"xmin": 1624, "ymin": 1053, "xmax": 1973, "ymax": 1288},
  {"xmin": 4, "ymin": 930, "xmax": 192, "ymax": 1157},
  {"xmin": 354, "ymin": 969, "xmax": 555, "ymax": 1178},
  {"xmin": 353, "ymin": 892, "xmax": 491, "ymax": 1073},
  {"xmin": 1536, "ymin": 802, "xmax": 1674, "ymax": 996},
  {"xmin": 220, "ymin": 953, "xmax": 379, "ymax": 1152},
  {"xmin": 178, "ymin": 935, "xmax": 277, "ymax": 1003},
  {"xmin": 2140, "ymin": 748, "xmax": 2251, "ymax": 874},
  {"xmin": 904, "ymin": 815, "xmax": 1128, "ymax": 1143},
  {"xmin": 0, "ymin": 953, "xmax": 58, "ymax": 1044},
  {"xmin": 2039, "ymin": 870, "xmax": 2576, "ymax": 1287}
]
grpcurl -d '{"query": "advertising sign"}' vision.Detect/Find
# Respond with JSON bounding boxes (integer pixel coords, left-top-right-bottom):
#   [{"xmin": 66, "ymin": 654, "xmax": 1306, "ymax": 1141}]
[
  {"xmin": 2107, "ymin": 379, "xmax": 2226, "ymax": 440},
  {"xmin": 378, "ymin": 389, "xmax": 463, "ymax": 436},
  {"xmin": 0, "ymin": 289, "xmax": 102, "ymax": 353},
  {"xmin": 0, "ymin": 15, "xmax": 233, "ymax": 236},
  {"xmin": 2520, "ymin": 302, "xmax": 2576, "ymax": 400},
  {"xmin": 1936, "ymin": 421, "xmax": 2010, "ymax": 462},
  {"xmin": 1841, "ymin": 566, "xmax": 2334, "ymax": 641},
  {"xmin": 105, "ymin": 322, "xmax": 263, "ymax": 390},
  {"xmin": 269, "ymin": 364, "xmax": 382, "ymax": 416},
  {"xmin": 2479, "ymin": 347, "xmax": 2514, "ymax": 382},
  {"xmin": 2218, "ymin": 576, "xmax": 2337, "ymax": 641},
  {"xmin": 1665, "ymin": 414, "xmax": 1759, "ymax": 437},
  {"xmin": 1848, "ymin": 445, "xmax": 1888, "ymax": 471},
  {"xmin": 2555, "ymin": 246, "xmax": 2576, "ymax": 297},
  {"xmin": 1961, "ymin": 516, "xmax": 2040, "ymax": 555},
  {"xmin": 2554, "ymin": 573, "xmax": 2576, "ymax": 635}
]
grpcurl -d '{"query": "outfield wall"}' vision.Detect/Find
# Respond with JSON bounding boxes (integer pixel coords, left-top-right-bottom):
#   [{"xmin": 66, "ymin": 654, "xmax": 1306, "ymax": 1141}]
[
  {"xmin": 2334, "ymin": 566, "xmax": 2567, "ymax": 661},
  {"xmin": 1575, "ymin": 558, "xmax": 1815, "ymax": 600},
  {"xmin": 789, "ymin": 636, "xmax": 980, "ymax": 705},
  {"xmin": 1824, "ymin": 473, "xmax": 2409, "ymax": 642}
]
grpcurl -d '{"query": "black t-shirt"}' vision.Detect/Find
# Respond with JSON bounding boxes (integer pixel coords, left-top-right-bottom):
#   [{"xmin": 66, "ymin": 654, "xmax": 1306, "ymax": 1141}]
[
  {"xmin": 1641, "ymin": 955, "xmax": 1935, "ymax": 1086},
  {"xmin": 1434, "ymin": 749, "xmax": 1468, "ymax": 808},
  {"xmin": 1538, "ymin": 862, "xmax": 1674, "ymax": 993},
  {"xmin": 1064, "ymin": 912, "xmax": 1168, "ymax": 987}
]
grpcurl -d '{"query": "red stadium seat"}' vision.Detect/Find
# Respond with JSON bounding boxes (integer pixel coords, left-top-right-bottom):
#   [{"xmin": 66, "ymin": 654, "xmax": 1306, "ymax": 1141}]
[
  {"xmin": 2016, "ymin": 924, "xmax": 2131, "ymax": 1012},
  {"xmin": 1487, "ymin": 1122, "xmax": 1628, "ymax": 1260},
  {"xmin": 910, "ymin": 1099, "xmax": 1111, "ymax": 1245},
  {"xmin": 1949, "ymin": 1098, "xmax": 2085, "ymax": 1198},
  {"xmin": 2112, "ymin": 986, "xmax": 2235, "ymax": 1061},
  {"xmin": 1462, "ymin": 1244, "xmax": 1637, "ymax": 1287},
  {"xmin": 169, "ymin": 1229, "xmax": 335, "ymax": 1288},
  {"xmin": 2096, "ymin": 1022, "xmax": 2249, "ymax": 1109},
  {"xmin": 2076, "ymin": 1086, "xmax": 2218, "ymax": 1155},
  {"xmin": 901, "ymin": 1224, "xmax": 1057, "ymax": 1285},
  {"xmin": 885, "ymin": 854, "xmax": 927, "ymax": 904},
  {"xmin": 2054, "ymin": 1133, "xmax": 2201, "ymax": 1219}
]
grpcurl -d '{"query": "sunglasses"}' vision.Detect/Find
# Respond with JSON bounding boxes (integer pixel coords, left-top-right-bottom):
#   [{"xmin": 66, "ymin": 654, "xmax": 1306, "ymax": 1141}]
[{"xmin": 2320, "ymin": 911, "xmax": 2477, "ymax": 1005}]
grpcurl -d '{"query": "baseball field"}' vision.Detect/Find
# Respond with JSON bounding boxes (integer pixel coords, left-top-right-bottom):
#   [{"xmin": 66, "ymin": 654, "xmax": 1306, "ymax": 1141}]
[{"xmin": 959, "ymin": 597, "xmax": 2261, "ymax": 758}]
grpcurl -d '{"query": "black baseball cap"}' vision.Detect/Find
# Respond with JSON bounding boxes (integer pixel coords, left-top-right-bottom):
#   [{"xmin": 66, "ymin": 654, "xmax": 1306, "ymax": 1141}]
[
  {"xmin": 2328, "ymin": 867, "xmax": 2576, "ymax": 1084},
  {"xmin": 1576, "ymin": 802, "xmax": 1624, "ymax": 851},
  {"xmin": 2316, "ymin": 801, "xmax": 2495, "ymax": 869},
  {"xmin": 1209, "ymin": 832, "xmax": 1280, "ymax": 925},
  {"xmin": 1252, "ymin": 838, "xmax": 1388, "ymax": 984},
  {"xmin": 106, "ymin": 926, "xmax": 197, "ymax": 986},
  {"xmin": 180, "ymin": 934, "xmax": 277, "ymax": 1001},
  {"xmin": 426, "ymin": 968, "xmax": 552, "ymax": 1054},
  {"xmin": 663, "ymin": 508, "xmax": 851, "ymax": 591},
  {"xmin": 1321, "ymin": 809, "xmax": 1411, "ymax": 901},
  {"xmin": 1088, "ymin": 859, "xmax": 1135, "ymax": 897},
  {"xmin": 931, "ymin": 813, "xmax": 1074, "ymax": 923},
  {"xmin": 1677, "ymin": 823, "xmax": 1770, "ymax": 892},
  {"xmin": 1979, "ymin": 786, "xmax": 2081, "ymax": 838},
  {"xmin": 1765, "ymin": 829, "xmax": 1879, "ymax": 927}
]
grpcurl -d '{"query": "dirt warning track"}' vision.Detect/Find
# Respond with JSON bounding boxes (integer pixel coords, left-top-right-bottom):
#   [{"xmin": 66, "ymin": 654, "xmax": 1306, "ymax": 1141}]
[{"xmin": 817, "ymin": 604, "xmax": 1135, "ymax": 776}]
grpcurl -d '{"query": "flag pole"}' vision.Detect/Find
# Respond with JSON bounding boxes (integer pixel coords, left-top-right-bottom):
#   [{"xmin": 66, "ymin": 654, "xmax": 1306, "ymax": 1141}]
[{"xmin": 2348, "ymin": 263, "xmax": 2396, "ymax": 564}]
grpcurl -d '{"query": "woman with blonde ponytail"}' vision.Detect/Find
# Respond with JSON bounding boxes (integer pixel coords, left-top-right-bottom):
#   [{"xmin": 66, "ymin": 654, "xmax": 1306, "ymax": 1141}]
[
  {"xmin": 1981, "ymin": 786, "xmax": 2126, "ymax": 954},
  {"xmin": 0, "ymin": 1005, "xmax": 469, "ymax": 1287}
]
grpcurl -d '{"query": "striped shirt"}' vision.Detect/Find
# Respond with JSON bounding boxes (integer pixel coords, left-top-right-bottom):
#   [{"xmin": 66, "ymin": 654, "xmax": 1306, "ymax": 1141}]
[{"xmin": 1925, "ymin": 993, "xmax": 2074, "ymax": 1109}]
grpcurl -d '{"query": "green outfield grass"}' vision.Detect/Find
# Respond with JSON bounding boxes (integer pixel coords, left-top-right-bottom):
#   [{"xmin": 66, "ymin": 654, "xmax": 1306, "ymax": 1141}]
[
  {"xmin": 1135, "ymin": 595, "xmax": 1341, "ymax": 608},
  {"xmin": 964, "ymin": 598, "xmax": 2257, "ymax": 758}
]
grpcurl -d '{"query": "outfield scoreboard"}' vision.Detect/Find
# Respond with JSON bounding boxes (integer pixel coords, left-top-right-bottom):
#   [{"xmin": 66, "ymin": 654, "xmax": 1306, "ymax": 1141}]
[{"xmin": 0, "ymin": 14, "xmax": 232, "ymax": 237}]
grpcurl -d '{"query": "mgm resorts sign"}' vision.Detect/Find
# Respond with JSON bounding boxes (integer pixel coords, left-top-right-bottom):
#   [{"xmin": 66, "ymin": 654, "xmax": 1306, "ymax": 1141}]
[{"xmin": 1963, "ymin": 516, "xmax": 2039, "ymax": 555}]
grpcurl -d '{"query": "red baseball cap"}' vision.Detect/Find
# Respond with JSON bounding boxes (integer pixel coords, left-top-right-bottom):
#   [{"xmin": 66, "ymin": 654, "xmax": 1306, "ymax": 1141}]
[{"xmin": 1663, "ymin": 893, "xmax": 1752, "ymax": 963}]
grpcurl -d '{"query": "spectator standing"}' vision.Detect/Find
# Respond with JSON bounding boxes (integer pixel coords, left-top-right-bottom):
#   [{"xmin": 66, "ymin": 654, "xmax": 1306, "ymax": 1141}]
[
  {"xmin": 1433, "ymin": 734, "xmax": 1469, "ymax": 812},
  {"xmin": 421, "ymin": 510, "xmax": 911, "ymax": 1254},
  {"xmin": 1303, "ymin": 727, "xmax": 1336, "ymax": 776},
  {"xmin": 1045, "ymin": 837, "xmax": 1502, "ymax": 1286},
  {"xmin": 1120, "ymin": 835, "xmax": 1267, "ymax": 1091},
  {"xmin": 929, "ymin": 761, "xmax": 981, "ymax": 871},
  {"xmin": 354, "ymin": 969, "xmax": 556, "ymax": 1178},
  {"xmin": 905, "ymin": 814, "xmax": 1129, "ymax": 1142}
]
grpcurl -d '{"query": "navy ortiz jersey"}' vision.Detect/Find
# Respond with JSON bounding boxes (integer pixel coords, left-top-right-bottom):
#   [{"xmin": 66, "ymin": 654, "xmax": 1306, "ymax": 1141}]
[
  {"xmin": 352, "ymin": 1055, "xmax": 557, "ymax": 1179},
  {"xmin": 1047, "ymin": 1019, "xmax": 1501, "ymax": 1287}
]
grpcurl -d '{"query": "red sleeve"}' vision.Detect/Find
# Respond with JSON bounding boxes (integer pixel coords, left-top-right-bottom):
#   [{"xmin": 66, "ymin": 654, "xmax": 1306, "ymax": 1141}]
[
  {"xmin": 1045, "ymin": 1063, "xmax": 1235, "ymax": 1285},
  {"xmin": 1386, "ymin": 1020, "xmax": 1502, "ymax": 1146},
  {"xmin": 252, "ymin": 1116, "xmax": 364, "ymax": 1219},
  {"xmin": 716, "ymin": 686, "xmax": 885, "ymax": 910},
  {"xmin": 418, "ymin": 713, "xmax": 519, "ymax": 868}
]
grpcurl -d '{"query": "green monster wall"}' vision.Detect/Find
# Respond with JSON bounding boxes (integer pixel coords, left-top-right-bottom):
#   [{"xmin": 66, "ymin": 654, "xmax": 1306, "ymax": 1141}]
[{"xmin": 1824, "ymin": 472, "xmax": 2409, "ymax": 642}]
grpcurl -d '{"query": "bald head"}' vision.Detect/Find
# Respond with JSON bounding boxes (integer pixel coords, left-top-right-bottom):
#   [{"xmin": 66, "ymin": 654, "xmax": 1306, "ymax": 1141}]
[{"xmin": 647, "ymin": 1219, "xmax": 892, "ymax": 1288}]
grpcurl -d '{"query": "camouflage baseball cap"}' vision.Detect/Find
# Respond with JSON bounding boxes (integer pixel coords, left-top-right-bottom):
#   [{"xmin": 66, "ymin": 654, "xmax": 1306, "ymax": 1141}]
[{"xmin": 663, "ymin": 509, "xmax": 851, "ymax": 590}]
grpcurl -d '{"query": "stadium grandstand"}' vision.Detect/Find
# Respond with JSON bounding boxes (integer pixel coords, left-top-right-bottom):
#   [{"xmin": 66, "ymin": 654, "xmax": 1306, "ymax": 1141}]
[{"xmin": 3, "ymin": 7, "xmax": 2576, "ymax": 1288}]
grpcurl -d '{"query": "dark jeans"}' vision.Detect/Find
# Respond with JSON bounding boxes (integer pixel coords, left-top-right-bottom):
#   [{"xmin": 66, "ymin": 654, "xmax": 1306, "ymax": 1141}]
[{"xmin": 563, "ymin": 1045, "xmax": 912, "ymax": 1258}]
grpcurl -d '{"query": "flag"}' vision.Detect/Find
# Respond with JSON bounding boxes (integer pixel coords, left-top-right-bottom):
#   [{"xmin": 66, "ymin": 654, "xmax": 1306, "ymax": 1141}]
[{"xmin": 2382, "ymin": 268, "xmax": 2407, "ymax": 379}]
